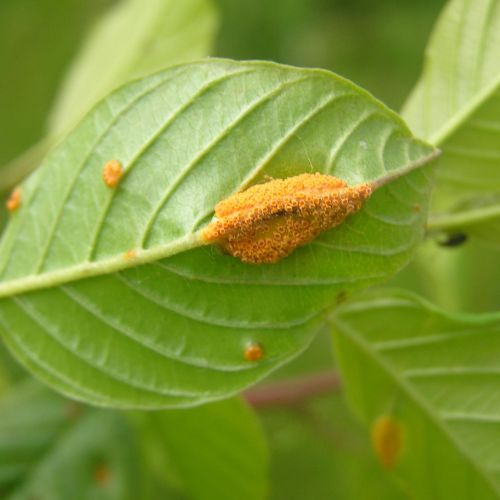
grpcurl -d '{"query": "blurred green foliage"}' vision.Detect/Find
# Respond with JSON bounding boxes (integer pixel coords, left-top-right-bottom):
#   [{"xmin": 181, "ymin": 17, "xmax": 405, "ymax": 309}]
[
  {"xmin": 216, "ymin": 0, "xmax": 446, "ymax": 110},
  {"xmin": 0, "ymin": 0, "xmax": 116, "ymax": 167}
]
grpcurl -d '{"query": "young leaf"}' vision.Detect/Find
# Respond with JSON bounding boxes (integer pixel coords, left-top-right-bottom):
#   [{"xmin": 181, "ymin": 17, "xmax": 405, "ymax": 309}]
[
  {"xmin": 134, "ymin": 397, "xmax": 268, "ymax": 500},
  {"xmin": 403, "ymin": 0, "xmax": 500, "ymax": 245},
  {"xmin": 332, "ymin": 289, "xmax": 500, "ymax": 500},
  {"xmin": 0, "ymin": 60, "xmax": 437, "ymax": 408}
]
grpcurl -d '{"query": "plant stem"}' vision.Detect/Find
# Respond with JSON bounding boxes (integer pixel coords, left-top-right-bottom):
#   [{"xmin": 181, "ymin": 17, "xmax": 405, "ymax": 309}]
[{"xmin": 244, "ymin": 370, "xmax": 341, "ymax": 409}]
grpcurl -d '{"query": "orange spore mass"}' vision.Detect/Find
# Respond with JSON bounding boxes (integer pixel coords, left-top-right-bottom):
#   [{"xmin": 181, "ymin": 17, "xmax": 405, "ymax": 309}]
[
  {"xmin": 202, "ymin": 173, "xmax": 372, "ymax": 264},
  {"xmin": 244, "ymin": 343, "xmax": 264, "ymax": 361},
  {"xmin": 371, "ymin": 415, "xmax": 403, "ymax": 469},
  {"xmin": 6, "ymin": 187, "xmax": 21, "ymax": 212},
  {"xmin": 102, "ymin": 160, "xmax": 123, "ymax": 188}
]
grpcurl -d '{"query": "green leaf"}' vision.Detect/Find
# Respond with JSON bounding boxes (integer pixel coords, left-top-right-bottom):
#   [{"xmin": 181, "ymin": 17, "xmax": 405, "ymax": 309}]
[
  {"xmin": 402, "ymin": 0, "xmax": 500, "ymax": 244},
  {"xmin": 0, "ymin": 59, "xmax": 437, "ymax": 408},
  {"xmin": 0, "ymin": 382, "xmax": 142, "ymax": 500},
  {"xmin": 134, "ymin": 397, "xmax": 268, "ymax": 500},
  {"xmin": 332, "ymin": 289, "xmax": 500, "ymax": 500}
]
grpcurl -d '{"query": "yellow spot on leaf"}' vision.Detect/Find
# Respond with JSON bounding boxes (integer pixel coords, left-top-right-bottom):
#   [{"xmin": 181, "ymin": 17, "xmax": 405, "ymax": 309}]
[
  {"xmin": 6, "ymin": 187, "xmax": 21, "ymax": 212},
  {"xmin": 201, "ymin": 173, "xmax": 372, "ymax": 264},
  {"xmin": 371, "ymin": 415, "xmax": 403, "ymax": 469},
  {"xmin": 124, "ymin": 249, "xmax": 137, "ymax": 261},
  {"xmin": 102, "ymin": 159, "xmax": 123, "ymax": 188},
  {"xmin": 244, "ymin": 342, "xmax": 264, "ymax": 361}
]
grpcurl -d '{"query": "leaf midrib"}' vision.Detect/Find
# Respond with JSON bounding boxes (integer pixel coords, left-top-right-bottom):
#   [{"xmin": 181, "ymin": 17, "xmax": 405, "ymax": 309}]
[{"xmin": 0, "ymin": 150, "xmax": 437, "ymax": 299}]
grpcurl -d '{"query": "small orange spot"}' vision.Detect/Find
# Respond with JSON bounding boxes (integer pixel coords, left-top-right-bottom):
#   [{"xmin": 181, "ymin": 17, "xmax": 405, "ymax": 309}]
[
  {"xmin": 102, "ymin": 160, "xmax": 123, "ymax": 188},
  {"xmin": 412, "ymin": 204, "xmax": 421, "ymax": 213},
  {"xmin": 244, "ymin": 343, "xmax": 264, "ymax": 362},
  {"xmin": 94, "ymin": 463, "xmax": 111, "ymax": 485},
  {"xmin": 6, "ymin": 187, "xmax": 21, "ymax": 212},
  {"xmin": 201, "ymin": 173, "xmax": 372, "ymax": 264},
  {"xmin": 371, "ymin": 415, "xmax": 403, "ymax": 469},
  {"xmin": 124, "ymin": 249, "xmax": 137, "ymax": 261}
]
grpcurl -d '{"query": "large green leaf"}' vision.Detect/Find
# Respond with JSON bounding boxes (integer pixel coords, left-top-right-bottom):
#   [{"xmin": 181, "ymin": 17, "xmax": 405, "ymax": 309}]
[
  {"xmin": 134, "ymin": 397, "xmax": 268, "ymax": 500},
  {"xmin": 0, "ymin": 382, "xmax": 142, "ymax": 500},
  {"xmin": 0, "ymin": 0, "xmax": 218, "ymax": 192},
  {"xmin": 402, "ymin": 0, "xmax": 500, "ymax": 245},
  {"xmin": 0, "ymin": 59, "xmax": 437, "ymax": 408},
  {"xmin": 332, "ymin": 289, "xmax": 500, "ymax": 499}
]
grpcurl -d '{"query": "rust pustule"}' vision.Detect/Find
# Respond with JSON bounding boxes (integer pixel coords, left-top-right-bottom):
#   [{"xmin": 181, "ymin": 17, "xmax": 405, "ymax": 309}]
[
  {"xmin": 102, "ymin": 159, "xmax": 123, "ymax": 188},
  {"xmin": 6, "ymin": 187, "xmax": 21, "ymax": 212},
  {"xmin": 201, "ymin": 173, "xmax": 372, "ymax": 264},
  {"xmin": 244, "ymin": 342, "xmax": 264, "ymax": 362},
  {"xmin": 371, "ymin": 415, "xmax": 403, "ymax": 469},
  {"xmin": 123, "ymin": 249, "xmax": 137, "ymax": 261}
]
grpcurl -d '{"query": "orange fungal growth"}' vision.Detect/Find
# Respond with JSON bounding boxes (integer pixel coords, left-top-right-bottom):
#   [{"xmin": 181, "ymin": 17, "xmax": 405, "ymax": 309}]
[
  {"xmin": 244, "ymin": 342, "xmax": 264, "ymax": 362},
  {"xmin": 124, "ymin": 249, "xmax": 137, "ymax": 261},
  {"xmin": 102, "ymin": 159, "xmax": 123, "ymax": 188},
  {"xmin": 371, "ymin": 415, "xmax": 403, "ymax": 469},
  {"xmin": 201, "ymin": 173, "xmax": 372, "ymax": 264},
  {"xmin": 6, "ymin": 187, "xmax": 21, "ymax": 212}
]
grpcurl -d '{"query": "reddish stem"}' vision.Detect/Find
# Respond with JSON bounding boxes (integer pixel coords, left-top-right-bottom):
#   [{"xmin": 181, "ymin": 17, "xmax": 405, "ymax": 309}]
[{"xmin": 244, "ymin": 370, "xmax": 341, "ymax": 409}]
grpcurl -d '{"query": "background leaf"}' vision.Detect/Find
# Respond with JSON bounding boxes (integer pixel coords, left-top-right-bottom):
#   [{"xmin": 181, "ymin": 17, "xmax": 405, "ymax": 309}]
[
  {"xmin": 0, "ymin": 0, "xmax": 218, "ymax": 192},
  {"xmin": 0, "ymin": 382, "xmax": 143, "ymax": 500},
  {"xmin": 332, "ymin": 289, "xmax": 500, "ymax": 499},
  {"xmin": 402, "ymin": 0, "xmax": 500, "ymax": 246},
  {"xmin": 134, "ymin": 397, "xmax": 268, "ymax": 500},
  {"xmin": 0, "ymin": 0, "xmax": 114, "ymax": 168},
  {"xmin": 248, "ymin": 331, "xmax": 407, "ymax": 500},
  {"xmin": 0, "ymin": 59, "xmax": 436, "ymax": 408},
  {"xmin": 0, "ymin": 382, "xmax": 267, "ymax": 500},
  {"xmin": 48, "ymin": 0, "xmax": 218, "ymax": 138}
]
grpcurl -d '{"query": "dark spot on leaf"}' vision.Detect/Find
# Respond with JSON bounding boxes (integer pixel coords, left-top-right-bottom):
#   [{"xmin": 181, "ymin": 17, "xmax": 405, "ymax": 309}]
[{"xmin": 438, "ymin": 232, "xmax": 468, "ymax": 248}]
